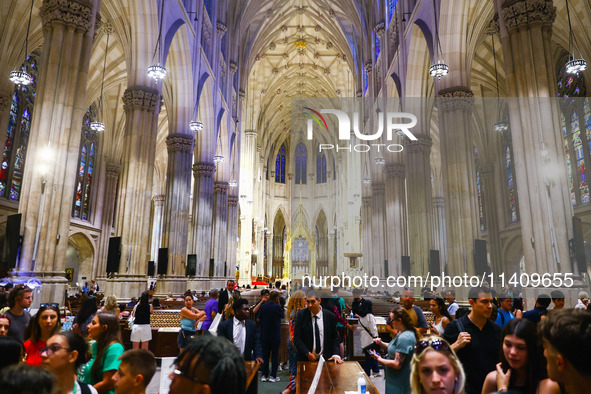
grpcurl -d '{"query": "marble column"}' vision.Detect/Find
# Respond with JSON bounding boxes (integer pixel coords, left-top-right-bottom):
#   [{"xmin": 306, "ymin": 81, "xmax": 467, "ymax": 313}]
[
  {"xmin": 371, "ymin": 183, "xmax": 387, "ymax": 278},
  {"xmin": 211, "ymin": 181, "xmax": 229, "ymax": 277},
  {"xmin": 361, "ymin": 196, "xmax": 374, "ymax": 275},
  {"xmin": 479, "ymin": 163, "xmax": 503, "ymax": 273},
  {"xmin": 18, "ymin": 0, "xmax": 98, "ymax": 286},
  {"xmin": 226, "ymin": 195, "xmax": 239, "ymax": 278},
  {"xmin": 117, "ymin": 86, "xmax": 161, "ymax": 275},
  {"xmin": 384, "ymin": 163, "xmax": 408, "ymax": 276},
  {"xmin": 437, "ymin": 87, "xmax": 479, "ymax": 276},
  {"xmin": 95, "ymin": 164, "xmax": 121, "ymax": 278},
  {"xmin": 431, "ymin": 197, "xmax": 447, "ymax": 271},
  {"xmin": 190, "ymin": 162, "xmax": 215, "ymax": 276},
  {"xmin": 150, "ymin": 194, "xmax": 165, "ymax": 262},
  {"xmin": 266, "ymin": 233, "xmax": 273, "ymax": 277},
  {"xmin": 405, "ymin": 136, "xmax": 434, "ymax": 275},
  {"xmin": 162, "ymin": 133, "xmax": 194, "ymax": 276},
  {"xmin": 499, "ymin": 0, "xmax": 572, "ymax": 274}
]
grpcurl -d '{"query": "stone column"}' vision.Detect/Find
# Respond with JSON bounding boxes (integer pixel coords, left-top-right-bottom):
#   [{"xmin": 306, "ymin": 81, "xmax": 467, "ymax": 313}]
[
  {"xmin": 190, "ymin": 162, "xmax": 215, "ymax": 276},
  {"xmin": 17, "ymin": 0, "xmax": 98, "ymax": 305},
  {"xmin": 384, "ymin": 163, "xmax": 408, "ymax": 276},
  {"xmin": 431, "ymin": 197, "xmax": 447, "ymax": 271},
  {"xmin": 404, "ymin": 136, "xmax": 434, "ymax": 275},
  {"xmin": 211, "ymin": 181, "xmax": 229, "ymax": 277},
  {"xmin": 361, "ymin": 196, "xmax": 374, "ymax": 275},
  {"xmin": 239, "ymin": 213, "xmax": 253, "ymax": 284},
  {"xmin": 117, "ymin": 86, "xmax": 160, "ymax": 277},
  {"xmin": 437, "ymin": 87, "xmax": 479, "ymax": 276},
  {"xmin": 161, "ymin": 133, "xmax": 193, "ymax": 276},
  {"xmin": 95, "ymin": 164, "xmax": 121, "ymax": 278},
  {"xmin": 150, "ymin": 194, "xmax": 165, "ymax": 262},
  {"xmin": 479, "ymin": 163, "xmax": 503, "ymax": 273},
  {"xmin": 226, "ymin": 195, "xmax": 239, "ymax": 278},
  {"xmin": 371, "ymin": 183, "xmax": 387, "ymax": 278},
  {"xmin": 266, "ymin": 232, "xmax": 273, "ymax": 277},
  {"xmin": 499, "ymin": 0, "xmax": 572, "ymax": 274}
]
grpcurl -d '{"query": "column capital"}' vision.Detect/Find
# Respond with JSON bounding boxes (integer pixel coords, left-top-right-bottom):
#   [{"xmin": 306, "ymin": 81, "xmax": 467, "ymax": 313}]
[
  {"xmin": 384, "ymin": 163, "xmax": 406, "ymax": 178},
  {"xmin": 432, "ymin": 196, "xmax": 445, "ymax": 208},
  {"xmin": 105, "ymin": 163, "xmax": 121, "ymax": 178},
  {"xmin": 437, "ymin": 86, "xmax": 474, "ymax": 112},
  {"xmin": 214, "ymin": 181, "xmax": 229, "ymax": 194},
  {"xmin": 40, "ymin": 0, "xmax": 93, "ymax": 32},
  {"xmin": 404, "ymin": 136, "xmax": 433, "ymax": 153},
  {"xmin": 228, "ymin": 196, "xmax": 239, "ymax": 206},
  {"xmin": 192, "ymin": 162, "xmax": 216, "ymax": 178},
  {"xmin": 501, "ymin": 0, "xmax": 556, "ymax": 32},
  {"xmin": 374, "ymin": 21, "xmax": 386, "ymax": 37},
  {"xmin": 0, "ymin": 94, "xmax": 10, "ymax": 114},
  {"xmin": 362, "ymin": 197, "xmax": 372, "ymax": 207},
  {"xmin": 166, "ymin": 133, "xmax": 194, "ymax": 153},
  {"xmin": 216, "ymin": 22, "xmax": 227, "ymax": 37},
  {"xmin": 99, "ymin": 21, "xmax": 114, "ymax": 35},
  {"xmin": 371, "ymin": 183, "xmax": 385, "ymax": 194},
  {"xmin": 229, "ymin": 61, "xmax": 238, "ymax": 74},
  {"xmin": 239, "ymin": 90, "xmax": 246, "ymax": 101},
  {"xmin": 364, "ymin": 61, "xmax": 372, "ymax": 73},
  {"xmin": 153, "ymin": 194, "xmax": 165, "ymax": 206},
  {"xmin": 245, "ymin": 129, "xmax": 257, "ymax": 138},
  {"xmin": 123, "ymin": 86, "xmax": 160, "ymax": 113},
  {"xmin": 479, "ymin": 163, "xmax": 495, "ymax": 178}
]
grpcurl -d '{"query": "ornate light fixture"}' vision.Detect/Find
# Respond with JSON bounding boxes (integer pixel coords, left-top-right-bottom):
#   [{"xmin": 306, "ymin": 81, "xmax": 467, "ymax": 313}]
[
  {"xmin": 213, "ymin": 131, "xmax": 224, "ymax": 164},
  {"xmin": 9, "ymin": 0, "xmax": 34, "ymax": 86},
  {"xmin": 148, "ymin": 0, "xmax": 167, "ymax": 81},
  {"xmin": 229, "ymin": 155, "xmax": 237, "ymax": 187},
  {"xmin": 362, "ymin": 158, "xmax": 371, "ymax": 184},
  {"xmin": 91, "ymin": 29, "xmax": 111, "ymax": 133},
  {"xmin": 565, "ymin": 0, "xmax": 587, "ymax": 74},
  {"xmin": 375, "ymin": 157, "xmax": 386, "ymax": 166},
  {"xmin": 429, "ymin": 0, "xmax": 449, "ymax": 79},
  {"xmin": 229, "ymin": 179, "xmax": 238, "ymax": 187},
  {"xmin": 490, "ymin": 33, "xmax": 509, "ymax": 133},
  {"xmin": 189, "ymin": 120, "xmax": 203, "ymax": 132}
]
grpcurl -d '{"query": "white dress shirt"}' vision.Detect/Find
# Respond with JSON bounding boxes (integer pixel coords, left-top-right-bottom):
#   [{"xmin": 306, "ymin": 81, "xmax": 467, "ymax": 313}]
[
  {"xmin": 233, "ymin": 316, "xmax": 247, "ymax": 355},
  {"xmin": 312, "ymin": 308, "xmax": 325, "ymax": 354}
]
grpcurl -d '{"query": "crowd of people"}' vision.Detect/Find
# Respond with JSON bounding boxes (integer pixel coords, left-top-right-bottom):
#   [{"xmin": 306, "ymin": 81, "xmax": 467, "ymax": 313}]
[{"xmin": 0, "ymin": 280, "xmax": 590, "ymax": 394}]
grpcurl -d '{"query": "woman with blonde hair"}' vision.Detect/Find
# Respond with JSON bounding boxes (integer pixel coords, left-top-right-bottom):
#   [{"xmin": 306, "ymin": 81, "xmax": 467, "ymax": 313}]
[
  {"xmin": 281, "ymin": 290, "xmax": 307, "ymax": 394},
  {"xmin": 370, "ymin": 305, "xmax": 420, "ymax": 394},
  {"xmin": 224, "ymin": 289, "xmax": 242, "ymax": 320},
  {"xmin": 410, "ymin": 335, "xmax": 465, "ymax": 394},
  {"xmin": 101, "ymin": 295, "xmax": 120, "ymax": 319}
]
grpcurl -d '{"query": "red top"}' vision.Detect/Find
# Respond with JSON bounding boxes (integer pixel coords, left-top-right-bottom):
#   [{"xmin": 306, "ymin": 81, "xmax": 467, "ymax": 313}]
[{"xmin": 24, "ymin": 339, "xmax": 46, "ymax": 366}]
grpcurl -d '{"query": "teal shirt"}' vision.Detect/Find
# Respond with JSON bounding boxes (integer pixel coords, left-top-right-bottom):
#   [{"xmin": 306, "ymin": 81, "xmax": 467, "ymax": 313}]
[
  {"xmin": 79, "ymin": 341, "xmax": 124, "ymax": 394},
  {"xmin": 385, "ymin": 330, "xmax": 416, "ymax": 394},
  {"xmin": 181, "ymin": 316, "xmax": 197, "ymax": 331}
]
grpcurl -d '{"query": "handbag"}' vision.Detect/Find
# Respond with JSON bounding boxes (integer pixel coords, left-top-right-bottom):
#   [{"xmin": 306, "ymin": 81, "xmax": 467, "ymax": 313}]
[
  {"xmin": 128, "ymin": 305, "xmax": 136, "ymax": 329},
  {"xmin": 358, "ymin": 317, "xmax": 381, "ymax": 355},
  {"xmin": 208, "ymin": 313, "xmax": 222, "ymax": 336}
]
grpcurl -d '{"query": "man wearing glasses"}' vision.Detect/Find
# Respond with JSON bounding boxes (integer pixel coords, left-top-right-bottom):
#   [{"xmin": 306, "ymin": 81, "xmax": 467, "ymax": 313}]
[
  {"xmin": 6, "ymin": 285, "xmax": 32, "ymax": 341},
  {"xmin": 294, "ymin": 289, "xmax": 343, "ymax": 363}
]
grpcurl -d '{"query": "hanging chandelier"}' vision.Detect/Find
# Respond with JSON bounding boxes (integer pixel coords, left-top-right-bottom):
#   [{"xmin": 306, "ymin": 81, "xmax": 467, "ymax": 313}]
[
  {"xmin": 565, "ymin": 0, "xmax": 587, "ymax": 74},
  {"xmin": 429, "ymin": 0, "xmax": 448, "ymax": 79},
  {"xmin": 490, "ymin": 33, "xmax": 509, "ymax": 133},
  {"xmin": 91, "ymin": 29, "xmax": 111, "ymax": 133},
  {"xmin": 9, "ymin": 0, "xmax": 34, "ymax": 86},
  {"xmin": 148, "ymin": 0, "xmax": 167, "ymax": 81}
]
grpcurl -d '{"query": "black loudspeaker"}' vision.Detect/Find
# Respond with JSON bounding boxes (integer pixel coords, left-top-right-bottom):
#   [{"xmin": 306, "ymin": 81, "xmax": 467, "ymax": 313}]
[
  {"xmin": 147, "ymin": 261, "xmax": 155, "ymax": 277},
  {"xmin": 157, "ymin": 248, "xmax": 168, "ymax": 275},
  {"xmin": 573, "ymin": 216, "xmax": 587, "ymax": 273},
  {"xmin": 401, "ymin": 256, "xmax": 411, "ymax": 277},
  {"xmin": 186, "ymin": 254, "xmax": 197, "ymax": 276},
  {"xmin": 106, "ymin": 237, "xmax": 121, "ymax": 273},
  {"xmin": 474, "ymin": 239, "xmax": 488, "ymax": 276},
  {"xmin": 6, "ymin": 214, "xmax": 22, "ymax": 269},
  {"xmin": 429, "ymin": 250, "xmax": 441, "ymax": 276},
  {"xmin": 384, "ymin": 260, "xmax": 388, "ymax": 277},
  {"xmin": 209, "ymin": 258, "xmax": 214, "ymax": 277}
]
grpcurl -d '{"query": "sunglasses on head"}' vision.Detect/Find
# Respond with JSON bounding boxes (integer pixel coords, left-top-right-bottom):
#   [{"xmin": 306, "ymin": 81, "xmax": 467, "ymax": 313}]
[
  {"xmin": 40, "ymin": 303, "xmax": 59, "ymax": 309},
  {"xmin": 415, "ymin": 339, "xmax": 451, "ymax": 354}
]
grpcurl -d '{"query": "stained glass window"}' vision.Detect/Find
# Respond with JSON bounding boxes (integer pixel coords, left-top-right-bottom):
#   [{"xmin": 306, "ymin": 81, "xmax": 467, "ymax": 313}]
[
  {"xmin": 363, "ymin": 68, "xmax": 368, "ymax": 95},
  {"xmin": 275, "ymin": 143, "xmax": 286, "ymax": 183},
  {"xmin": 333, "ymin": 157, "xmax": 336, "ymax": 180},
  {"xmin": 557, "ymin": 61, "xmax": 589, "ymax": 206},
  {"xmin": 266, "ymin": 158, "xmax": 269, "ymax": 180},
  {"xmin": 73, "ymin": 106, "xmax": 99, "ymax": 220},
  {"xmin": 316, "ymin": 151, "xmax": 327, "ymax": 183},
  {"xmin": 388, "ymin": 0, "xmax": 398, "ymax": 23},
  {"xmin": 0, "ymin": 52, "xmax": 39, "ymax": 201},
  {"xmin": 204, "ymin": 0, "xmax": 214, "ymax": 20},
  {"xmin": 375, "ymin": 33, "xmax": 381, "ymax": 61},
  {"xmin": 503, "ymin": 131, "xmax": 519, "ymax": 222},
  {"xmin": 295, "ymin": 142, "xmax": 307, "ymax": 184},
  {"xmin": 474, "ymin": 146, "xmax": 487, "ymax": 232}
]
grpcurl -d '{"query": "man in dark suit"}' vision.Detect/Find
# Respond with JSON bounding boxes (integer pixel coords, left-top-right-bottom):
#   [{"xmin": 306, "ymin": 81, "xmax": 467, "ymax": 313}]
[
  {"xmin": 294, "ymin": 289, "xmax": 343, "ymax": 363},
  {"xmin": 217, "ymin": 298, "xmax": 263, "ymax": 363},
  {"xmin": 217, "ymin": 279, "xmax": 236, "ymax": 319}
]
